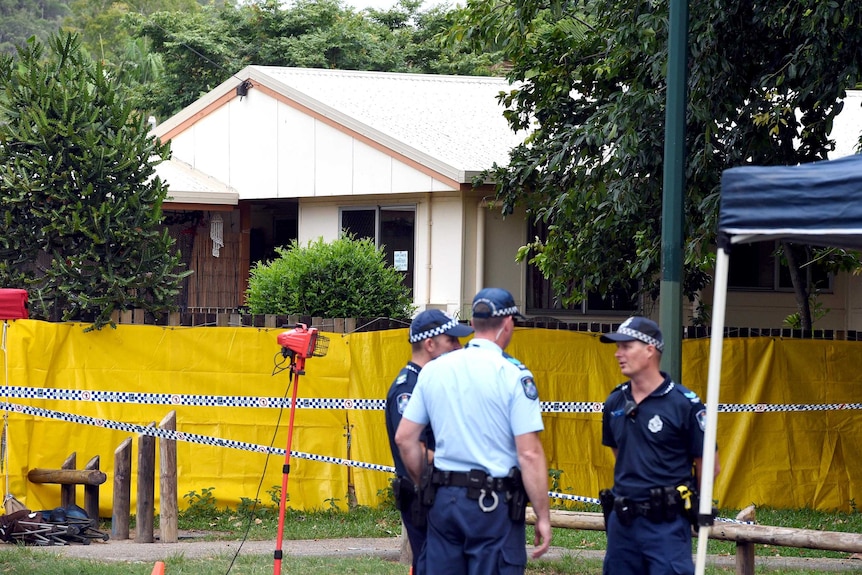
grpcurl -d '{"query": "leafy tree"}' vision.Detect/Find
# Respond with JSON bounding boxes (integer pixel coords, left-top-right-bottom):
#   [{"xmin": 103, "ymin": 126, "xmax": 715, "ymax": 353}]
[
  {"xmin": 0, "ymin": 34, "xmax": 189, "ymax": 329},
  {"xmin": 62, "ymin": 0, "xmax": 200, "ymax": 63},
  {"xmin": 0, "ymin": 0, "xmax": 69, "ymax": 54},
  {"xmin": 127, "ymin": 7, "xmax": 242, "ymax": 119},
  {"xmin": 129, "ymin": 0, "xmax": 502, "ymax": 120},
  {"xmin": 365, "ymin": 0, "xmax": 502, "ymax": 75},
  {"xmin": 453, "ymin": 0, "xmax": 862, "ymax": 327},
  {"xmin": 246, "ymin": 236, "xmax": 415, "ymax": 318}
]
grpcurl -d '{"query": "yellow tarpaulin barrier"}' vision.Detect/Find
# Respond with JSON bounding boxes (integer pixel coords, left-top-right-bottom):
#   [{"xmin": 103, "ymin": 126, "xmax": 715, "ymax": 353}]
[{"xmin": 1, "ymin": 320, "xmax": 859, "ymax": 516}]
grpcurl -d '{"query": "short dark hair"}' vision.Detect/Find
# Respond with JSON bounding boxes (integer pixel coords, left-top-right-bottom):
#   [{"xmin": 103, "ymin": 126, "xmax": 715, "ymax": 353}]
[{"xmin": 471, "ymin": 315, "xmax": 505, "ymax": 333}]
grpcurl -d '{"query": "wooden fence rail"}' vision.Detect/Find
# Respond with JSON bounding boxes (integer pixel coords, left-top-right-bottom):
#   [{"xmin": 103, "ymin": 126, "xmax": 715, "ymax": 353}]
[
  {"xmin": 27, "ymin": 452, "xmax": 105, "ymax": 523},
  {"xmin": 526, "ymin": 507, "xmax": 862, "ymax": 575}
]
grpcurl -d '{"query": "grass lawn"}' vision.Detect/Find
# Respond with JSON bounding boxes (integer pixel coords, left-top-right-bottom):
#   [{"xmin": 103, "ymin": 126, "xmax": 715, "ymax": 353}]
[{"xmin": 0, "ymin": 495, "xmax": 859, "ymax": 574}]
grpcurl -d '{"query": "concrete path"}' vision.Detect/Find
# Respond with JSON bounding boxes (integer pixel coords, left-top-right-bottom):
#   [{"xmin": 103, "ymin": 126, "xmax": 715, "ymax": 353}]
[{"xmin": 10, "ymin": 535, "xmax": 862, "ymax": 571}]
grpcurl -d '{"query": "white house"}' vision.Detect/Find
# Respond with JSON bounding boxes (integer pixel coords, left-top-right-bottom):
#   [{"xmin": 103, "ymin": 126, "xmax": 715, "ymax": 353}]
[
  {"xmin": 153, "ymin": 65, "xmax": 532, "ymax": 320},
  {"xmin": 152, "ymin": 66, "xmax": 862, "ymax": 330}
]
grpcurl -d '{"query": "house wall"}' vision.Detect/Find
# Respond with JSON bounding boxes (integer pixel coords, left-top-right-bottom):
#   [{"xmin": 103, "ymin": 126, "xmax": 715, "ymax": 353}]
[
  {"xmin": 699, "ymin": 272, "xmax": 862, "ymax": 331},
  {"xmin": 168, "ymin": 89, "xmax": 458, "ymax": 200},
  {"xmin": 846, "ymin": 274, "xmax": 862, "ymax": 330},
  {"xmin": 425, "ymin": 193, "xmax": 467, "ymax": 315},
  {"xmin": 455, "ymin": 197, "xmax": 530, "ymax": 319},
  {"xmin": 296, "ymin": 193, "xmax": 469, "ymax": 315}
]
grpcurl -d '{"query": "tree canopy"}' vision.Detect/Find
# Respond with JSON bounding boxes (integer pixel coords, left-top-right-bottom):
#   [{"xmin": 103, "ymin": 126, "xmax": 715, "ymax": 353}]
[
  {"xmin": 453, "ymin": 0, "xmax": 862, "ymax": 324},
  {"xmin": 0, "ymin": 0, "xmax": 69, "ymax": 54},
  {"xmin": 128, "ymin": 0, "xmax": 502, "ymax": 119},
  {"xmin": 0, "ymin": 34, "xmax": 189, "ymax": 329}
]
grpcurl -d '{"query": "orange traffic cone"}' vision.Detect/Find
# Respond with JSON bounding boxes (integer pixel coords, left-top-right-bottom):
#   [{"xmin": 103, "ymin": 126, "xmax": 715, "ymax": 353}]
[{"xmin": 150, "ymin": 561, "xmax": 166, "ymax": 575}]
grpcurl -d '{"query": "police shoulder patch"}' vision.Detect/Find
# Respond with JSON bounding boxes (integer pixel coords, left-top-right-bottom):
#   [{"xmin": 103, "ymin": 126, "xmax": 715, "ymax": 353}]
[
  {"xmin": 521, "ymin": 376, "xmax": 538, "ymax": 400},
  {"xmin": 696, "ymin": 408, "xmax": 707, "ymax": 431},
  {"xmin": 396, "ymin": 392, "xmax": 412, "ymax": 414}
]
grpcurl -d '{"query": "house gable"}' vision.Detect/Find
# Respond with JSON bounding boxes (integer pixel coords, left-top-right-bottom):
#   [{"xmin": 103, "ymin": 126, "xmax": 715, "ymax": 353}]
[{"xmin": 153, "ymin": 66, "xmax": 523, "ymax": 200}]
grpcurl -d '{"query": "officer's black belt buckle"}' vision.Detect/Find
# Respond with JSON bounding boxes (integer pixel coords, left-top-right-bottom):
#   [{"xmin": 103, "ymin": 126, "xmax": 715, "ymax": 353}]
[
  {"xmin": 431, "ymin": 468, "xmax": 512, "ymax": 513},
  {"xmin": 430, "ymin": 468, "xmax": 514, "ymax": 491}
]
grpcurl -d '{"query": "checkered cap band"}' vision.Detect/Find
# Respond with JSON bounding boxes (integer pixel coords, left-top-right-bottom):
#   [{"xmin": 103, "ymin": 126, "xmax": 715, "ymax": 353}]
[
  {"xmin": 617, "ymin": 326, "xmax": 664, "ymax": 352},
  {"xmin": 472, "ymin": 299, "xmax": 520, "ymax": 318},
  {"xmin": 409, "ymin": 317, "xmax": 461, "ymax": 343}
]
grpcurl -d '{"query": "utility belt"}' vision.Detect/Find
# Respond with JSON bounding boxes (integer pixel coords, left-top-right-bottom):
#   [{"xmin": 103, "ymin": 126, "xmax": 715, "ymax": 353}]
[
  {"xmin": 421, "ymin": 467, "xmax": 527, "ymax": 522},
  {"xmin": 599, "ymin": 484, "xmax": 698, "ymax": 528}
]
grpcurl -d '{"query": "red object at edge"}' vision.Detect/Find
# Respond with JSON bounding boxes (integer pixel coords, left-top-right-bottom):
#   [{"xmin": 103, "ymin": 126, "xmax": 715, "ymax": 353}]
[{"xmin": 0, "ymin": 289, "xmax": 28, "ymax": 320}]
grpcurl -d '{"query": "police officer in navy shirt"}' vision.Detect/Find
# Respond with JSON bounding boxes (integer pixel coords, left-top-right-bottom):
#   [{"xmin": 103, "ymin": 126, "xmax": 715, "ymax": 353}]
[
  {"xmin": 396, "ymin": 288, "xmax": 552, "ymax": 575},
  {"xmin": 385, "ymin": 309, "xmax": 473, "ymax": 573},
  {"xmin": 600, "ymin": 316, "xmax": 720, "ymax": 575}
]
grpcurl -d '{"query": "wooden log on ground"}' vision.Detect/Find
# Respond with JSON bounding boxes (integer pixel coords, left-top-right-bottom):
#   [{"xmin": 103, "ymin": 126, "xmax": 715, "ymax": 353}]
[
  {"xmin": 135, "ymin": 423, "xmax": 156, "ymax": 543},
  {"xmin": 708, "ymin": 520, "xmax": 862, "ymax": 553},
  {"xmin": 158, "ymin": 411, "xmax": 178, "ymax": 544},
  {"xmin": 28, "ymin": 467, "xmax": 106, "ymax": 486},
  {"xmin": 527, "ymin": 507, "xmax": 862, "ymax": 554},
  {"xmin": 112, "ymin": 438, "xmax": 132, "ymax": 540},
  {"xmin": 526, "ymin": 508, "xmax": 606, "ymax": 531}
]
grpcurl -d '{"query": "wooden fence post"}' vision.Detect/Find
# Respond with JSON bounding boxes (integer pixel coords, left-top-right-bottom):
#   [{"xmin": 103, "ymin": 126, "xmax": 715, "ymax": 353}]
[
  {"xmin": 60, "ymin": 452, "xmax": 76, "ymax": 508},
  {"xmin": 112, "ymin": 438, "xmax": 132, "ymax": 540},
  {"xmin": 159, "ymin": 411, "xmax": 178, "ymax": 543},
  {"xmin": 735, "ymin": 505, "xmax": 757, "ymax": 575},
  {"xmin": 135, "ymin": 423, "xmax": 155, "ymax": 543},
  {"xmin": 83, "ymin": 455, "xmax": 101, "ymax": 522}
]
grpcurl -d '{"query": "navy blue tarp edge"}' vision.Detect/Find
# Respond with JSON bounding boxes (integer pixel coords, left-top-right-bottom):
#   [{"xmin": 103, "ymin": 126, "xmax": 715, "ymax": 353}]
[{"xmin": 718, "ymin": 154, "xmax": 862, "ymax": 249}]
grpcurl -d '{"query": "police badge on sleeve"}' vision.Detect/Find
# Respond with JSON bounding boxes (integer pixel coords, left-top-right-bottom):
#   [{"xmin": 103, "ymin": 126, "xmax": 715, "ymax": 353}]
[
  {"xmin": 521, "ymin": 376, "xmax": 538, "ymax": 400},
  {"xmin": 396, "ymin": 393, "xmax": 411, "ymax": 414}
]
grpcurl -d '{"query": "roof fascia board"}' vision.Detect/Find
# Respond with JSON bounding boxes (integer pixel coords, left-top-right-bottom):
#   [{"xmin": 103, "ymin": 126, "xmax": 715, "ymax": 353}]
[{"xmin": 163, "ymin": 202, "xmax": 236, "ymax": 212}]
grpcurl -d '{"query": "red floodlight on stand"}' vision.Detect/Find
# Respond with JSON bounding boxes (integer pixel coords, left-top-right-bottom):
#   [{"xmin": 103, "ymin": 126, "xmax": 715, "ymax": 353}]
[{"xmin": 272, "ymin": 324, "xmax": 329, "ymax": 575}]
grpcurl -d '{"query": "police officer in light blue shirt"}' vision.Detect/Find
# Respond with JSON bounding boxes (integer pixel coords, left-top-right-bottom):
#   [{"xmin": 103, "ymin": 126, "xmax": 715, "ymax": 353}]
[
  {"xmin": 396, "ymin": 287, "xmax": 552, "ymax": 575},
  {"xmin": 385, "ymin": 309, "xmax": 473, "ymax": 573}
]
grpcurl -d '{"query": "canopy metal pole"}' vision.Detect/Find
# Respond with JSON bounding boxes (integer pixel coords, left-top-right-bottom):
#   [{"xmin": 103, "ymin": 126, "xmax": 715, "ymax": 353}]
[{"xmin": 694, "ymin": 244, "xmax": 729, "ymax": 574}]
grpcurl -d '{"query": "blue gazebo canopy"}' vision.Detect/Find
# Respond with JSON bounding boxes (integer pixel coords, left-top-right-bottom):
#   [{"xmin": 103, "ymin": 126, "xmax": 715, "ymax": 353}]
[{"xmin": 719, "ymin": 154, "xmax": 862, "ymax": 249}]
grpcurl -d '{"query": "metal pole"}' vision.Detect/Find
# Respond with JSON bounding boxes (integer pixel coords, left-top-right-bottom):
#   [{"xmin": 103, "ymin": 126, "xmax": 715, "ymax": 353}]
[
  {"xmin": 659, "ymin": 0, "xmax": 689, "ymax": 382},
  {"xmin": 273, "ymin": 357, "xmax": 304, "ymax": 575},
  {"xmin": 694, "ymin": 246, "xmax": 729, "ymax": 575}
]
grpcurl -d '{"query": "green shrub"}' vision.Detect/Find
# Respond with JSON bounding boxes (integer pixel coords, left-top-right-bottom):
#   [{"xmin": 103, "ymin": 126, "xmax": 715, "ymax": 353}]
[{"xmin": 245, "ymin": 235, "xmax": 415, "ymax": 318}]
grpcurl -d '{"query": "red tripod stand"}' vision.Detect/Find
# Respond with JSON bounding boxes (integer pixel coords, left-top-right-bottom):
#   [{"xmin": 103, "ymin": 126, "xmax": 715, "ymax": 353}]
[{"xmin": 272, "ymin": 324, "xmax": 329, "ymax": 575}]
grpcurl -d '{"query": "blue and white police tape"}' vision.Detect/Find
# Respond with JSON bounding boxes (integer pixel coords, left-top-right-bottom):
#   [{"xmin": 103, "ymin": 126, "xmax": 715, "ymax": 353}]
[
  {"xmin": 0, "ymin": 401, "xmax": 395, "ymax": 474},
  {"xmin": 3, "ymin": 386, "xmax": 860, "ymax": 413},
  {"xmin": 3, "ymin": 400, "xmax": 754, "ymax": 524}
]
